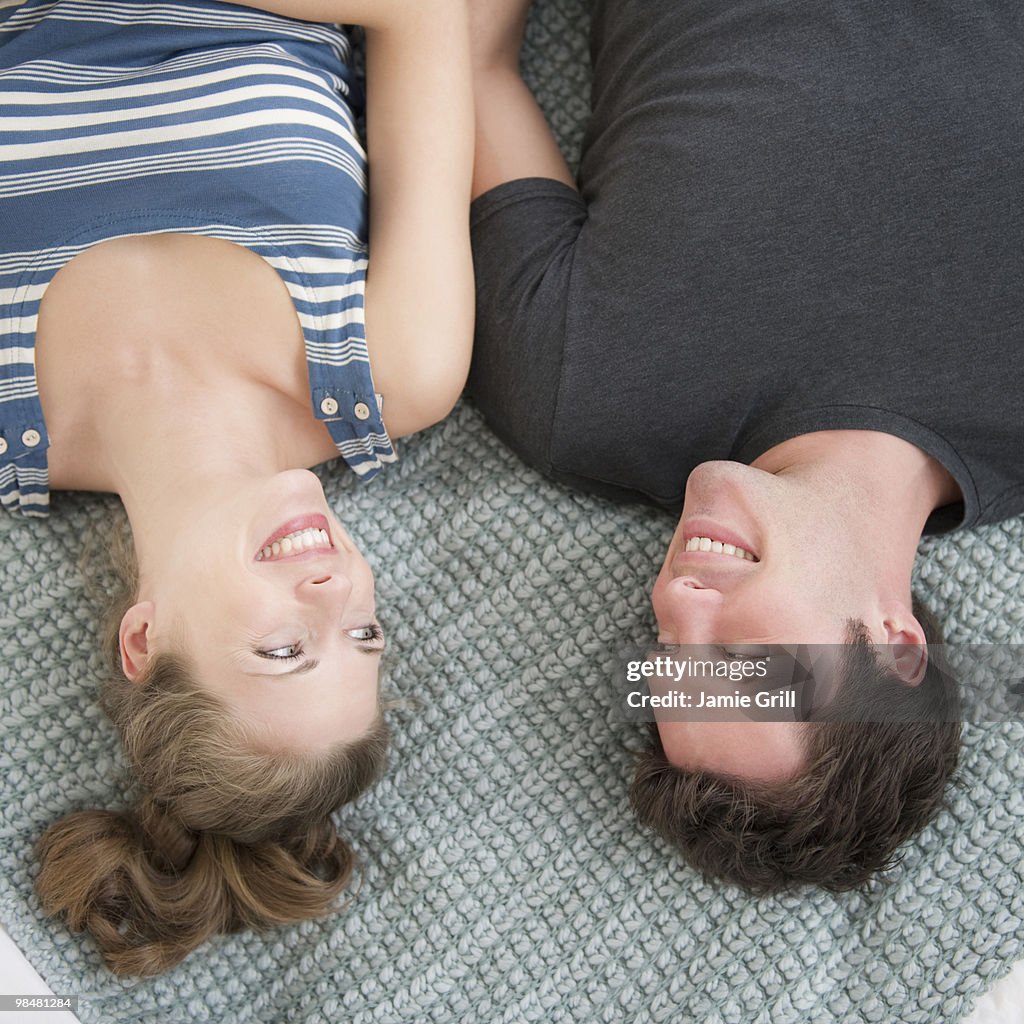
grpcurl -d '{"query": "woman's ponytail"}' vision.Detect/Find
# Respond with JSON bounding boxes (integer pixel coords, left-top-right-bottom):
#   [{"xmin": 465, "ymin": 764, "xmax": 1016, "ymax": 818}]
[
  {"xmin": 36, "ymin": 791, "xmax": 368, "ymax": 975},
  {"xmin": 35, "ymin": 803, "xmax": 217, "ymax": 976}
]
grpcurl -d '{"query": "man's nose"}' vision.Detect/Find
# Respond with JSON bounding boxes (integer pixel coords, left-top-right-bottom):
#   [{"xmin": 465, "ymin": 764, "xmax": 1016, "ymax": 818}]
[
  {"xmin": 654, "ymin": 575, "xmax": 721, "ymax": 644},
  {"xmin": 676, "ymin": 576, "xmax": 709, "ymax": 590}
]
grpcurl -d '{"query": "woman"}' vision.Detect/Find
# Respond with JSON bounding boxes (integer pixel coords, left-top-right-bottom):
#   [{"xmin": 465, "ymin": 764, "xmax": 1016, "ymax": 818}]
[{"xmin": 0, "ymin": 0, "xmax": 472, "ymax": 973}]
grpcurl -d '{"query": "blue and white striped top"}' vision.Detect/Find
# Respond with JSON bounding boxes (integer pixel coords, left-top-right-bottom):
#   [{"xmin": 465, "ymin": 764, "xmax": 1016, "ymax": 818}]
[{"xmin": 0, "ymin": 0, "xmax": 396, "ymax": 516}]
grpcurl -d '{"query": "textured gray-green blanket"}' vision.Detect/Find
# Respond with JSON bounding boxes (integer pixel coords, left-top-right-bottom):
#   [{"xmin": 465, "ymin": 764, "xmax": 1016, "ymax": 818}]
[{"xmin": 2, "ymin": 2, "xmax": 1022, "ymax": 1021}]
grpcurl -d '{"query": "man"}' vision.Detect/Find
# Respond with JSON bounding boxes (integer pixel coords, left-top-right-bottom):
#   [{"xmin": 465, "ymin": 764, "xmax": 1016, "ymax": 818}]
[{"xmin": 467, "ymin": 0, "xmax": 1023, "ymax": 889}]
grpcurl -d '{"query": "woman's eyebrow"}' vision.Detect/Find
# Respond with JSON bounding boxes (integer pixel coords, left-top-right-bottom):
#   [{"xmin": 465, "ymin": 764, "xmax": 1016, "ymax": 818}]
[
  {"xmin": 245, "ymin": 659, "xmax": 321, "ymax": 678},
  {"xmin": 281, "ymin": 659, "xmax": 321, "ymax": 676}
]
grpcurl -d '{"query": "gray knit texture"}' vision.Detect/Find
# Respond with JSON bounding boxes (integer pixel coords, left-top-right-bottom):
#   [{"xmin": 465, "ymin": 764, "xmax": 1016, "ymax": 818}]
[{"xmin": 2, "ymin": 2, "xmax": 1022, "ymax": 1021}]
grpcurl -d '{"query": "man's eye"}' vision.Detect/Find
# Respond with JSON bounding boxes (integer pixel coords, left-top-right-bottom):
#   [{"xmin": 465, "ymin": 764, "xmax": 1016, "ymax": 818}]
[
  {"xmin": 724, "ymin": 646, "xmax": 771, "ymax": 661},
  {"xmin": 347, "ymin": 623, "xmax": 384, "ymax": 644},
  {"xmin": 257, "ymin": 643, "xmax": 303, "ymax": 661}
]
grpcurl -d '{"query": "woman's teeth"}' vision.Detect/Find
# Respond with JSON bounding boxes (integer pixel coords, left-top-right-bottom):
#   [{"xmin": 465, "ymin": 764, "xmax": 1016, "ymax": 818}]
[
  {"xmin": 256, "ymin": 527, "xmax": 332, "ymax": 561},
  {"xmin": 684, "ymin": 536, "xmax": 757, "ymax": 561}
]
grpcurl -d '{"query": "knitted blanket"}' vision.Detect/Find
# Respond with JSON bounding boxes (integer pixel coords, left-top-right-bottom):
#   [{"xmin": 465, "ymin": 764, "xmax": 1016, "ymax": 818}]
[{"xmin": 2, "ymin": 2, "xmax": 1022, "ymax": 1021}]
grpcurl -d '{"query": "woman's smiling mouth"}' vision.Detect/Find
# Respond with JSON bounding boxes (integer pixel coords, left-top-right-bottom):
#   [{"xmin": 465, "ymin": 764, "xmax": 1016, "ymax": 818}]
[{"xmin": 255, "ymin": 514, "xmax": 335, "ymax": 561}]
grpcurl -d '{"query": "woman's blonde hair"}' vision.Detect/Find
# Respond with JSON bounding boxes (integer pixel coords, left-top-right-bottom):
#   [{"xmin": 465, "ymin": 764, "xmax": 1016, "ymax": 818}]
[{"xmin": 34, "ymin": 514, "xmax": 389, "ymax": 976}]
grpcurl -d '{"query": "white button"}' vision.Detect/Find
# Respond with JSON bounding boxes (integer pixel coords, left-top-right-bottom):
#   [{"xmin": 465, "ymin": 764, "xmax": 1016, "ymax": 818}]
[
  {"xmin": 354, "ymin": 402, "xmax": 371, "ymax": 421},
  {"xmin": 21, "ymin": 429, "xmax": 41, "ymax": 448},
  {"xmin": 320, "ymin": 396, "xmax": 339, "ymax": 416},
  {"xmin": 0, "ymin": 437, "xmax": 6, "ymax": 455}
]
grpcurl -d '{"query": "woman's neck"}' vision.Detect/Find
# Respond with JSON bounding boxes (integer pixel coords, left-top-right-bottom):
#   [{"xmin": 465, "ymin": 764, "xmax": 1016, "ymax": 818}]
[{"xmin": 101, "ymin": 373, "xmax": 300, "ymax": 515}]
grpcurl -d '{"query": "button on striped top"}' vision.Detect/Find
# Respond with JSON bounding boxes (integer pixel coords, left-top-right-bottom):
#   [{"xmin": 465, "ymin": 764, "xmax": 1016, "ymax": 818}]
[{"xmin": 0, "ymin": 0, "xmax": 396, "ymax": 516}]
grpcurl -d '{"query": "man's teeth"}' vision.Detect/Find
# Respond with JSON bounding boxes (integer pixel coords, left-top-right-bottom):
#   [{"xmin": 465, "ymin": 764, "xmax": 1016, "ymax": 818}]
[
  {"xmin": 684, "ymin": 536, "xmax": 756, "ymax": 560},
  {"xmin": 256, "ymin": 527, "xmax": 332, "ymax": 561}
]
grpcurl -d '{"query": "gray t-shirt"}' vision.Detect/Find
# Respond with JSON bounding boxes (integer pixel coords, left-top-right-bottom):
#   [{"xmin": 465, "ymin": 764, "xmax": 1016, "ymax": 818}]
[{"xmin": 469, "ymin": 0, "xmax": 1024, "ymax": 532}]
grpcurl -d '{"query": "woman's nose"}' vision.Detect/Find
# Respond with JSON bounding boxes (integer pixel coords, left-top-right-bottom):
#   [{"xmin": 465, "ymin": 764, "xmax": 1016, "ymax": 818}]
[{"xmin": 298, "ymin": 572, "xmax": 353, "ymax": 604}]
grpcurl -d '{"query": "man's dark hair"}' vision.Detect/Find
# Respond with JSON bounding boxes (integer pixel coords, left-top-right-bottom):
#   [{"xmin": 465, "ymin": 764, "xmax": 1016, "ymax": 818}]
[{"xmin": 629, "ymin": 598, "xmax": 961, "ymax": 893}]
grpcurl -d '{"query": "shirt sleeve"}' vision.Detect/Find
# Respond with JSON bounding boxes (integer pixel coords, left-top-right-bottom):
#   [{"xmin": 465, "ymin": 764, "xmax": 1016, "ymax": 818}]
[{"xmin": 468, "ymin": 177, "xmax": 587, "ymax": 478}]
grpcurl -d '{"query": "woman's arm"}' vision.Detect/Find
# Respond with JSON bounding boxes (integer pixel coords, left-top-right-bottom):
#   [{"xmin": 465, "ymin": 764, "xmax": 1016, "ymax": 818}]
[
  {"xmin": 360, "ymin": 1, "xmax": 474, "ymax": 435},
  {"xmin": 221, "ymin": 1, "xmax": 398, "ymax": 30},
  {"xmin": 227, "ymin": 0, "xmax": 475, "ymax": 437}
]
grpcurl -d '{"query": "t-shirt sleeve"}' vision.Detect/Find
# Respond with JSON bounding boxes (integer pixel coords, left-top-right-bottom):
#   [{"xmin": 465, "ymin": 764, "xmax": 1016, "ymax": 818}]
[{"xmin": 468, "ymin": 177, "xmax": 586, "ymax": 478}]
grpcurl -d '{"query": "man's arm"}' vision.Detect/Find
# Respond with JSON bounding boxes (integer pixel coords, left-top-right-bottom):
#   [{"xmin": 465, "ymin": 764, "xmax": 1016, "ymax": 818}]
[
  {"xmin": 469, "ymin": 0, "xmax": 576, "ymax": 199},
  {"xmin": 464, "ymin": 0, "xmax": 589, "ymax": 479}
]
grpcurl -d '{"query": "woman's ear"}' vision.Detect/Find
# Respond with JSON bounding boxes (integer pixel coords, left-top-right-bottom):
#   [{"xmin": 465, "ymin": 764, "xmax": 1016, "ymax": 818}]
[{"xmin": 119, "ymin": 601, "xmax": 156, "ymax": 682}]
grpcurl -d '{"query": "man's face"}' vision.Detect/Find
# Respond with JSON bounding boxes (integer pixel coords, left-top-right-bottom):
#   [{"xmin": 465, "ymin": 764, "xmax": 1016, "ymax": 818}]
[{"xmin": 650, "ymin": 460, "xmax": 869, "ymax": 781}]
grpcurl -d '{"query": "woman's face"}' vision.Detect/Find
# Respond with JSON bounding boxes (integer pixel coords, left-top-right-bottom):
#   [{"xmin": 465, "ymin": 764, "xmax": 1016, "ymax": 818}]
[{"xmin": 122, "ymin": 470, "xmax": 384, "ymax": 751}]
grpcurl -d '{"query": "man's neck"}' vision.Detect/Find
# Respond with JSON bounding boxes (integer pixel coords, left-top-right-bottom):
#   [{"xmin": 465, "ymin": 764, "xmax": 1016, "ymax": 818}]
[
  {"xmin": 753, "ymin": 430, "xmax": 960, "ymax": 508},
  {"xmin": 751, "ymin": 429, "xmax": 961, "ymax": 592}
]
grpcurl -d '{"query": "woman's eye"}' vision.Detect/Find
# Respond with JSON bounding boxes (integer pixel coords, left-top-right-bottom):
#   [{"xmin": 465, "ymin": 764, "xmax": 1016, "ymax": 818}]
[
  {"xmin": 257, "ymin": 643, "xmax": 303, "ymax": 661},
  {"xmin": 347, "ymin": 623, "xmax": 384, "ymax": 644}
]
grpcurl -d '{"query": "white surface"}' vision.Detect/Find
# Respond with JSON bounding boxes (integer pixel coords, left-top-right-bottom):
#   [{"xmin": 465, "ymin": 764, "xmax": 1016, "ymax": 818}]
[
  {"xmin": 0, "ymin": 926, "xmax": 81, "ymax": 1024},
  {"xmin": 963, "ymin": 957, "xmax": 1024, "ymax": 1024}
]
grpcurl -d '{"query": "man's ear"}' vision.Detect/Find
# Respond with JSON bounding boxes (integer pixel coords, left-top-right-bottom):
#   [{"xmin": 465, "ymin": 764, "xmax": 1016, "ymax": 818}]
[
  {"xmin": 876, "ymin": 602, "xmax": 928, "ymax": 686},
  {"xmin": 119, "ymin": 601, "xmax": 156, "ymax": 683}
]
